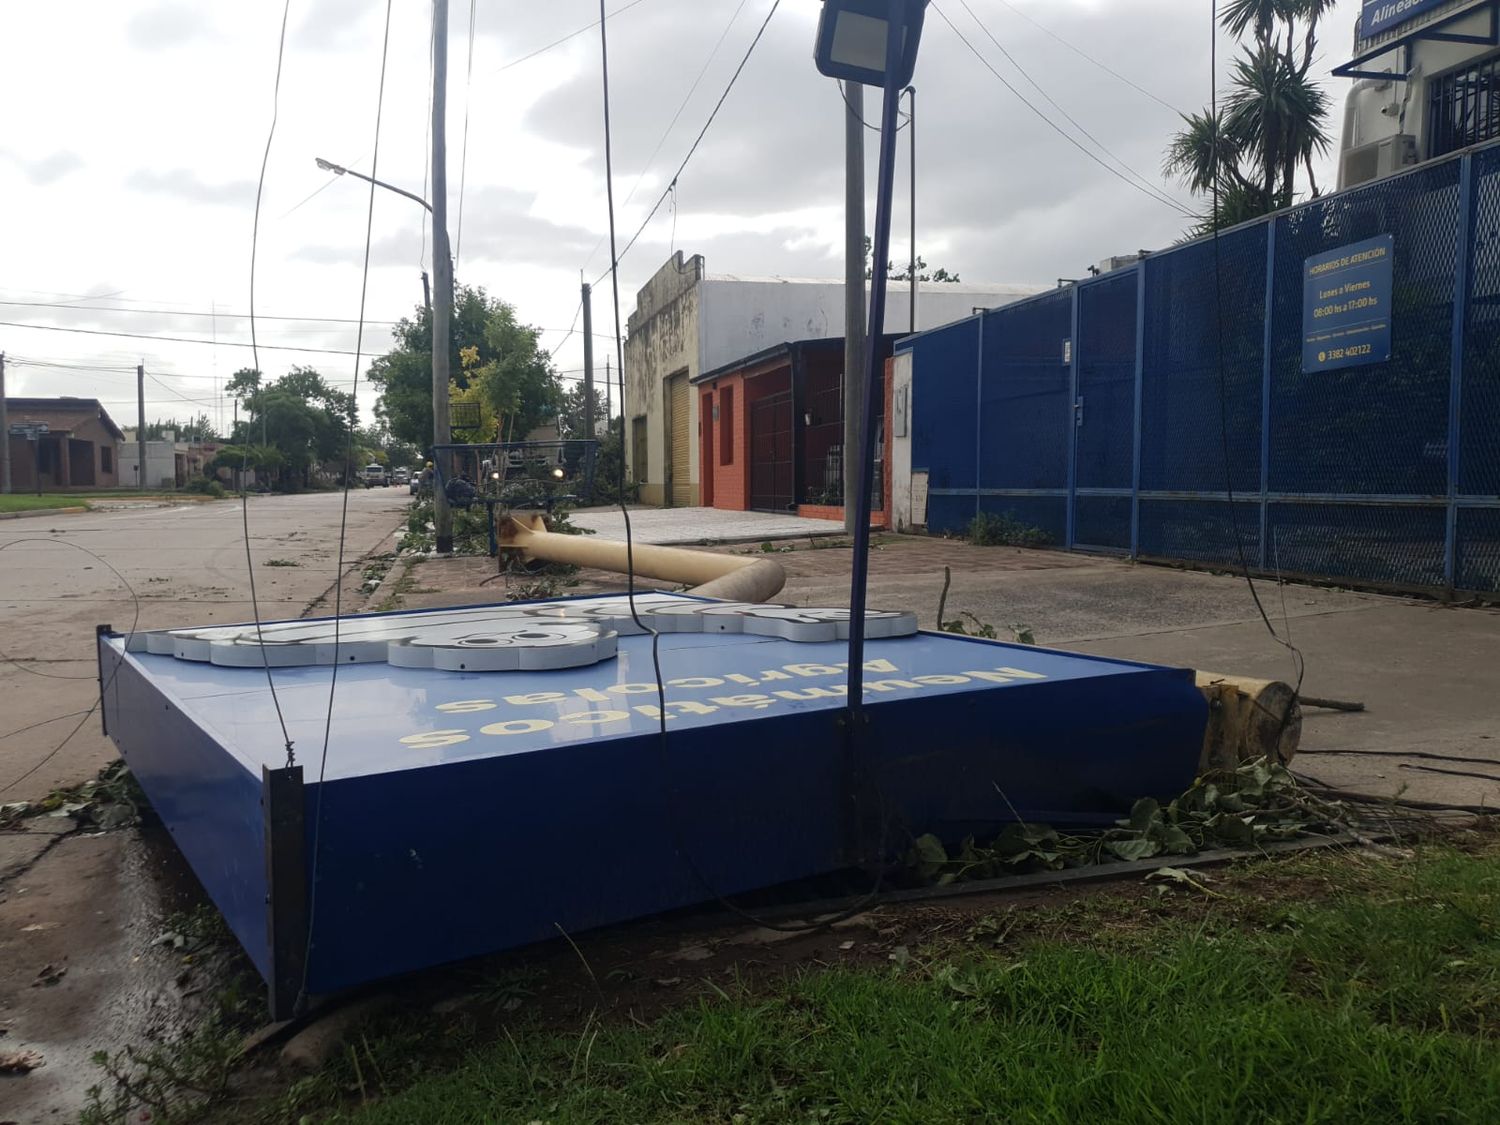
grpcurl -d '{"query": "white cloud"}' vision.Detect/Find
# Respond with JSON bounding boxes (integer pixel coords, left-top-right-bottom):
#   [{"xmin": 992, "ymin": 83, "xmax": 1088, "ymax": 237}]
[{"xmin": 0, "ymin": 0, "xmax": 1366, "ymax": 428}]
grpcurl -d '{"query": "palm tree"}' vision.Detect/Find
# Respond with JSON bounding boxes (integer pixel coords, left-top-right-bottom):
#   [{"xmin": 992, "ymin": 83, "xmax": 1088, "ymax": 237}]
[{"xmin": 1164, "ymin": 0, "xmax": 1335, "ymax": 232}]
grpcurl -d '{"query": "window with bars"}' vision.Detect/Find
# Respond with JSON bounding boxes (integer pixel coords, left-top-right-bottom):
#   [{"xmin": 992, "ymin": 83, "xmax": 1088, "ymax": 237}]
[{"xmin": 1429, "ymin": 54, "xmax": 1500, "ymax": 159}]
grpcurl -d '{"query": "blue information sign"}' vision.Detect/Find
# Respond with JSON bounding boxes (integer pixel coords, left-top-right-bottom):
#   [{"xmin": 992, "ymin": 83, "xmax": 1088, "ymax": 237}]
[
  {"xmin": 1302, "ymin": 234, "xmax": 1394, "ymax": 374},
  {"xmin": 1361, "ymin": 0, "xmax": 1447, "ymax": 39}
]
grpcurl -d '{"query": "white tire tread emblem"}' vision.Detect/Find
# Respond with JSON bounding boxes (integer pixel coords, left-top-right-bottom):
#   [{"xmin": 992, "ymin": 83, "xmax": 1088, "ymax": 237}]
[{"xmin": 147, "ymin": 596, "xmax": 917, "ymax": 672}]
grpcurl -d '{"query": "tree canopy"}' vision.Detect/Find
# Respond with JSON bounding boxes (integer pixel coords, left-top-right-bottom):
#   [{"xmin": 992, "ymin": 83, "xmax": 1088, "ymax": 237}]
[
  {"xmin": 367, "ymin": 284, "xmax": 565, "ymax": 451},
  {"xmin": 145, "ymin": 413, "xmax": 220, "ymax": 442},
  {"xmin": 864, "ymin": 236, "xmax": 961, "ymax": 283},
  {"xmin": 224, "ymin": 366, "xmax": 356, "ymax": 487}
]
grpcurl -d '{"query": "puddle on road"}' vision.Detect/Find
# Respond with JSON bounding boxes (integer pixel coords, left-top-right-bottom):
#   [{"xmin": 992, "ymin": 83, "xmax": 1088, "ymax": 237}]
[{"xmin": 1, "ymin": 820, "xmax": 234, "ymax": 1122}]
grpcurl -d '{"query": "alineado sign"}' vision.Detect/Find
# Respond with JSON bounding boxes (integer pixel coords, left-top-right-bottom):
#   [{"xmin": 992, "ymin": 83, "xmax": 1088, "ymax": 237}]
[{"xmin": 1361, "ymin": 0, "xmax": 1450, "ymax": 39}]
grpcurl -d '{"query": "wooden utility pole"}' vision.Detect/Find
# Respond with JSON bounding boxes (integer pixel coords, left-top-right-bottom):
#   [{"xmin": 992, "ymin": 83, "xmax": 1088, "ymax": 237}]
[
  {"xmin": 0, "ymin": 351, "xmax": 10, "ymax": 494},
  {"xmin": 431, "ymin": 0, "xmax": 455, "ymax": 553},
  {"xmin": 581, "ymin": 280, "xmax": 595, "ymax": 439},
  {"xmin": 843, "ymin": 82, "xmax": 866, "ymax": 534},
  {"xmin": 137, "ymin": 363, "xmax": 148, "ymax": 490}
]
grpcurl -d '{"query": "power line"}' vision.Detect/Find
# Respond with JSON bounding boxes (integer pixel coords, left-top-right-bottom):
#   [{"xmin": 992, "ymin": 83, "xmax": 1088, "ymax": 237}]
[
  {"xmin": 494, "ymin": 0, "xmax": 652, "ymax": 74},
  {"xmin": 4, "ymin": 356, "xmax": 139, "ymax": 373},
  {"xmin": 929, "ymin": 2, "xmax": 1195, "ymax": 219},
  {"xmin": 301, "ymin": 0, "xmax": 396, "ymax": 1017},
  {"xmin": 0, "ymin": 319, "xmax": 379, "ymax": 356},
  {"xmin": 954, "ymin": 0, "xmax": 1189, "ymax": 215},
  {"xmin": 592, "ymin": 0, "xmax": 782, "ymax": 287},
  {"xmin": 455, "ymin": 0, "xmax": 478, "ymax": 265},
  {"xmin": 147, "ymin": 372, "xmax": 221, "ymax": 408},
  {"xmin": 243, "ymin": 0, "xmax": 299, "ymax": 772},
  {"xmin": 0, "ymin": 298, "xmax": 400, "ymax": 327},
  {"xmin": 990, "ymin": 0, "xmax": 1182, "ymax": 115},
  {"xmin": 546, "ymin": 298, "xmax": 585, "ymax": 360},
  {"xmin": 839, "ymin": 78, "xmax": 911, "ymax": 133},
  {"xmin": 582, "ymin": 0, "xmax": 754, "ymax": 273}
]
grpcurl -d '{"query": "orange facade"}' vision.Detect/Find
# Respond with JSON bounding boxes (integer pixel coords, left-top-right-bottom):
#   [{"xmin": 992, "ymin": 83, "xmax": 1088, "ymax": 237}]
[{"xmin": 696, "ymin": 344, "xmax": 892, "ymax": 526}]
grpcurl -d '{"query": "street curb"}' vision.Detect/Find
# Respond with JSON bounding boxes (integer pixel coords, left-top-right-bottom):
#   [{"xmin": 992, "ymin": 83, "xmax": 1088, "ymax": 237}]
[{"xmin": 0, "ymin": 506, "xmax": 88, "ymax": 520}]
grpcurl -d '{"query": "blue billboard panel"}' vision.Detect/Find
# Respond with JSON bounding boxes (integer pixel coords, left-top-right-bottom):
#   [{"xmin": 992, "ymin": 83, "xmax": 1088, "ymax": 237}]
[
  {"xmin": 1362, "ymin": 0, "xmax": 1448, "ymax": 38},
  {"xmin": 1302, "ymin": 234, "xmax": 1394, "ymax": 373},
  {"xmin": 99, "ymin": 594, "xmax": 1208, "ymax": 1010}
]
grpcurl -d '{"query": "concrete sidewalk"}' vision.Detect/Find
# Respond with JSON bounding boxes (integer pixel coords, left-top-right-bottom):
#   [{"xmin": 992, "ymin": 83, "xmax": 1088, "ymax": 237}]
[{"xmin": 399, "ymin": 532, "xmax": 1500, "ymax": 813}]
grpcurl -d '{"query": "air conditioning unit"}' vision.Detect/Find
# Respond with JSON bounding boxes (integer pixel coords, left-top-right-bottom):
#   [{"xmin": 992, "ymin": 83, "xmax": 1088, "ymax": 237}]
[
  {"xmin": 1095, "ymin": 253, "xmax": 1146, "ymax": 275},
  {"xmin": 1339, "ymin": 134, "xmax": 1418, "ymax": 188}
]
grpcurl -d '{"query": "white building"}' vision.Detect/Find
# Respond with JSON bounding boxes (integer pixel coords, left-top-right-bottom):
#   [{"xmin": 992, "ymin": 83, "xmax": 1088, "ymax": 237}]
[
  {"xmin": 623, "ymin": 252, "xmax": 1040, "ymax": 507},
  {"xmin": 1337, "ymin": 0, "xmax": 1499, "ymax": 188}
]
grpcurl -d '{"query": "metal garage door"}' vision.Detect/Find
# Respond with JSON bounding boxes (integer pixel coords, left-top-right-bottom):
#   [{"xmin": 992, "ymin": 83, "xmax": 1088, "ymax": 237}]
[
  {"xmin": 667, "ymin": 371, "xmax": 691, "ymax": 507},
  {"xmin": 750, "ymin": 391, "xmax": 794, "ymax": 512}
]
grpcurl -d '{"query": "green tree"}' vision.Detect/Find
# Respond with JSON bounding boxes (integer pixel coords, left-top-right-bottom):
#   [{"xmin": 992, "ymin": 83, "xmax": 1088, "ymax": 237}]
[
  {"xmin": 228, "ymin": 366, "xmax": 354, "ymax": 489},
  {"xmin": 367, "ymin": 284, "xmax": 564, "ymax": 450},
  {"xmin": 863, "ymin": 236, "xmax": 961, "ymax": 283},
  {"xmin": 559, "ymin": 382, "xmax": 610, "ymax": 440},
  {"xmin": 1164, "ymin": 0, "xmax": 1334, "ymax": 234}
]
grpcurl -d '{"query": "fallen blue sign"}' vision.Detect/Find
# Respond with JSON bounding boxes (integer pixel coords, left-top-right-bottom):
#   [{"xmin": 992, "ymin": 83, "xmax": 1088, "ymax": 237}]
[
  {"xmin": 1303, "ymin": 234, "xmax": 1394, "ymax": 373},
  {"xmin": 97, "ymin": 593, "xmax": 1207, "ymax": 1016}
]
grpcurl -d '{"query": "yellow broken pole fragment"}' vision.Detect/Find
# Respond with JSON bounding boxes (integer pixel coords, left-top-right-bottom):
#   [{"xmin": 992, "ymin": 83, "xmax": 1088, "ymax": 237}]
[
  {"xmin": 1194, "ymin": 672, "xmax": 1302, "ymax": 772},
  {"xmin": 498, "ymin": 513, "xmax": 787, "ymax": 602}
]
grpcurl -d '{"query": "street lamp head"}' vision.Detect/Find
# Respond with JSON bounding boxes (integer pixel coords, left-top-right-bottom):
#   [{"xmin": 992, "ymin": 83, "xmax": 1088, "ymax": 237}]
[
  {"xmin": 814, "ymin": 0, "xmax": 928, "ymax": 89},
  {"xmin": 314, "ymin": 157, "xmax": 346, "ymax": 175}
]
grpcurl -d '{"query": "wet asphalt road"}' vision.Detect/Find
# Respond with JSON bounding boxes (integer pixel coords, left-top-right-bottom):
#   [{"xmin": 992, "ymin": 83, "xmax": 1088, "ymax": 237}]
[{"xmin": 0, "ymin": 488, "xmax": 407, "ymax": 799}]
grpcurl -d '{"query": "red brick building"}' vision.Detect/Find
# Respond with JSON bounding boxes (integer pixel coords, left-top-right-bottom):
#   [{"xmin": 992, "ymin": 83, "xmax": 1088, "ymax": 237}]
[
  {"xmin": 4, "ymin": 398, "xmax": 123, "ymax": 491},
  {"xmin": 692, "ymin": 337, "xmax": 895, "ymax": 524}
]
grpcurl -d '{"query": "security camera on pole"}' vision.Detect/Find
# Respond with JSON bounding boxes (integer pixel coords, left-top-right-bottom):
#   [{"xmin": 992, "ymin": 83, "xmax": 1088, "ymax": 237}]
[{"xmin": 814, "ymin": 0, "xmax": 929, "ymax": 714}]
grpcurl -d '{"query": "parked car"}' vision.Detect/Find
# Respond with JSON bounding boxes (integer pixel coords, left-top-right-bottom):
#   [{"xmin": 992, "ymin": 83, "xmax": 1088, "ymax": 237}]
[{"xmin": 360, "ymin": 463, "xmax": 389, "ymax": 488}]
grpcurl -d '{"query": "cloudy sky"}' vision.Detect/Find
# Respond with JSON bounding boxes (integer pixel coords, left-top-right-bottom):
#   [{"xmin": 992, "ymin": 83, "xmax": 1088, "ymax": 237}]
[{"xmin": 0, "ymin": 0, "xmax": 1364, "ymax": 432}]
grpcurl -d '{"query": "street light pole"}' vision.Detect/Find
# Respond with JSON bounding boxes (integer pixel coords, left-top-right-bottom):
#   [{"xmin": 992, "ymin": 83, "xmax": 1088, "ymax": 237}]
[
  {"xmin": 314, "ymin": 158, "xmax": 432, "ymax": 213},
  {"xmin": 842, "ymin": 81, "xmax": 866, "ymax": 536},
  {"xmin": 430, "ymin": 0, "xmax": 455, "ymax": 554},
  {"xmin": 815, "ymin": 0, "xmax": 929, "ymax": 721},
  {"xmin": 314, "ymin": 157, "xmax": 435, "ymax": 325}
]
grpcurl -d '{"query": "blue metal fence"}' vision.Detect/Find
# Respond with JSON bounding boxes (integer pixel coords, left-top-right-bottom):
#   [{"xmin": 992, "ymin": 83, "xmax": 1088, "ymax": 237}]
[{"xmin": 906, "ymin": 140, "xmax": 1500, "ymax": 595}]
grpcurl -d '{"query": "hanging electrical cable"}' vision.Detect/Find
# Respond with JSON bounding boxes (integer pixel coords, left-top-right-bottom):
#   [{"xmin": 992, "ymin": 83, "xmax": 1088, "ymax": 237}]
[
  {"xmin": 244, "ymin": 0, "xmax": 300, "ymax": 770},
  {"xmin": 955, "ymin": 0, "xmax": 1190, "ymax": 214},
  {"xmin": 596, "ymin": 0, "xmax": 886, "ymax": 933},
  {"xmin": 929, "ymin": 2, "xmax": 1195, "ymax": 219},
  {"xmin": 296, "ymin": 0, "xmax": 397, "ymax": 1015},
  {"xmin": 991, "ymin": 0, "xmax": 1183, "ymax": 114},
  {"xmin": 1207, "ymin": 0, "xmax": 1307, "ymax": 724},
  {"xmin": 455, "ymin": 0, "xmax": 478, "ymax": 265},
  {"xmin": 580, "ymin": 0, "xmax": 754, "ymax": 274},
  {"xmin": 592, "ymin": 0, "xmax": 782, "ymax": 287}
]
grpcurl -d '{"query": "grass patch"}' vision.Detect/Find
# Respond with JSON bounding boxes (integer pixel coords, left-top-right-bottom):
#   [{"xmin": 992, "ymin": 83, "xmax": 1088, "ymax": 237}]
[
  {"xmin": 263, "ymin": 558, "xmax": 300, "ymax": 568},
  {"xmin": 259, "ymin": 836, "xmax": 1500, "ymax": 1125},
  {"xmin": 0, "ymin": 493, "xmax": 91, "ymax": 513}
]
